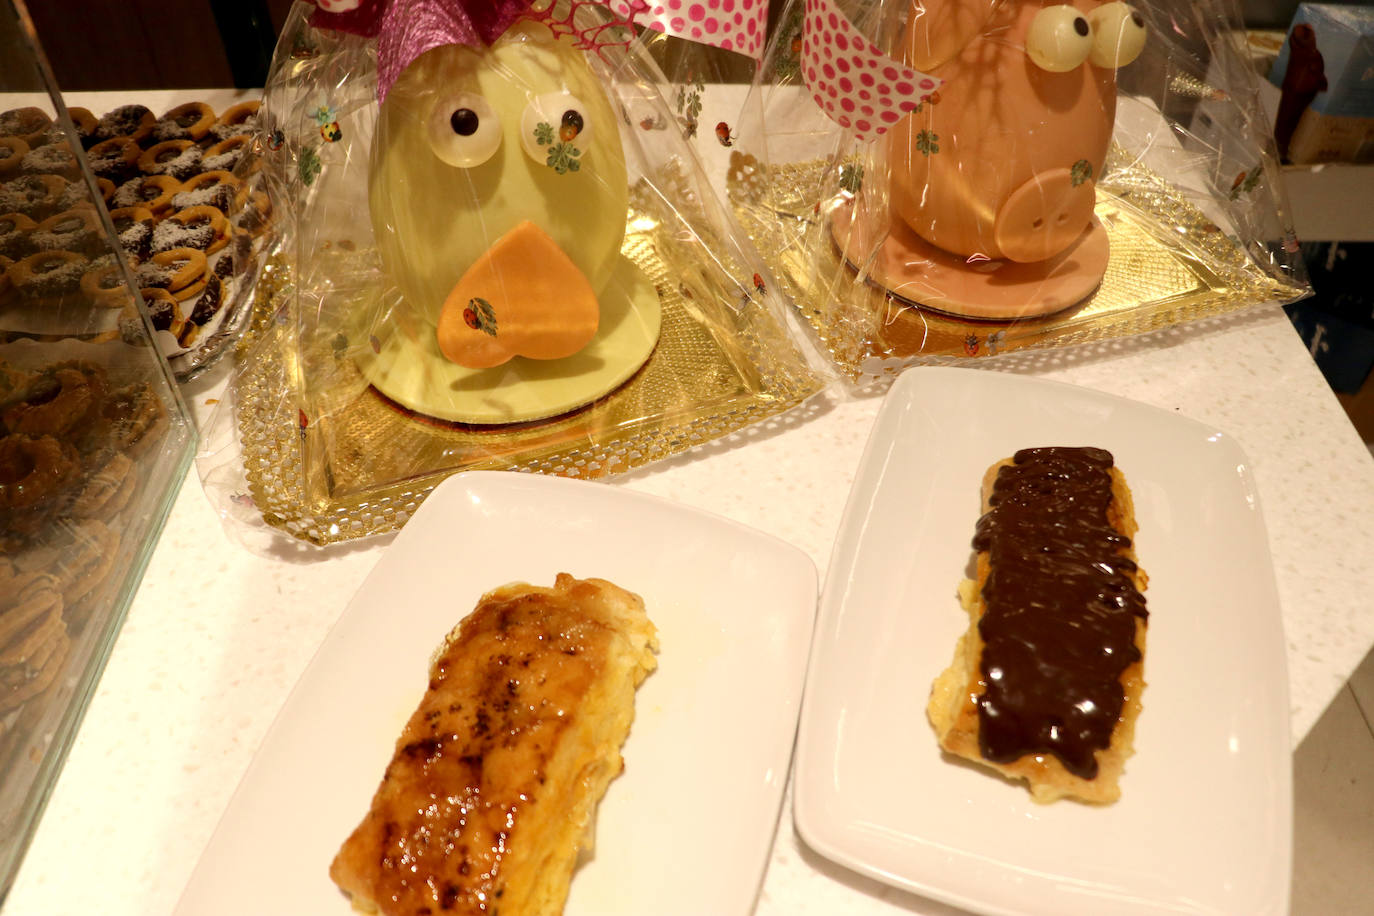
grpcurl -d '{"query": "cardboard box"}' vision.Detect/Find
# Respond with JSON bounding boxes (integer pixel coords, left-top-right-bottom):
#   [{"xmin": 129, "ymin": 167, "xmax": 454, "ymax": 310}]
[{"xmin": 1269, "ymin": 4, "xmax": 1374, "ymax": 163}]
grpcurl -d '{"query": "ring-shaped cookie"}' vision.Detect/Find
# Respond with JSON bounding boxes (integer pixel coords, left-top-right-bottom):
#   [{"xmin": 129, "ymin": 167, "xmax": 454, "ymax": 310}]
[
  {"xmin": 202, "ymin": 134, "xmax": 248, "ymax": 170},
  {"xmin": 159, "ymin": 102, "xmax": 215, "ymax": 141},
  {"xmin": 0, "ymin": 434, "xmax": 82, "ymax": 510},
  {"xmin": 20, "ymin": 143, "xmax": 80, "ymax": 181},
  {"xmin": 236, "ymin": 189, "xmax": 273, "ymax": 235},
  {"xmin": 169, "ymin": 204, "xmax": 230, "ymax": 255},
  {"xmin": 94, "ymin": 104, "xmax": 154, "ymax": 145},
  {"xmin": 148, "ymin": 246, "xmax": 207, "ymax": 291},
  {"xmin": 86, "ymin": 136, "xmax": 141, "ymax": 182},
  {"xmin": 2, "ymin": 364, "xmax": 106, "ymax": 439},
  {"xmin": 80, "ymin": 261, "xmax": 130, "ymax": 308},
  {"xmin": 215, "ymin": 100, "xmax": 259, "ymax": 129},
  {"xmin": 113, "ymin": 174, "xmax": 181, "ymax": 216},
  {"xmin": 1, "ymin": 173, "xmax": 67, "ymax": 218},
  {"xmin": 0, "ymin": 107, "xmax": 52, "ymax": 147},
  {"xmin": 171, "ymin": 273, "xmax": 209, "ymax": 302},
  {"xmin": 109, "ymin": 205, "xmax": 154, "ymax": 264},
  {"xmin": 66, "ymin": 106, "xmax": 98, "ymax": 147},
  {"xmin": 35, "ymin": 208, "xmax": 102, "ymax": 255},
  {"xmin": 0, "ymin": 137, "xmax": 28, "ymax": 177},
  {"xmin": 109, "ymin": 205, "xmax": 154, "ymax": 233},
  {"xmin": 0, "ymin": 211, "xmax": 37, "ymax": 261},
  {"xmin": 138, "ymin": 139, "xmax": 202, "ymax": 179},
  {"xmin": 98, "ymin": 382, "xmax": 166, "ymax": 459},
  {"xmin": 7, "ymin": 249, "xmax": 87, "ymax": 300},
  {"xmin": 173, "ymin": 169, "xmax": 242, "ymax": 212},
  {"xmin": 137, "ymin": 286, "xmax": 187, "ymax": 337}
]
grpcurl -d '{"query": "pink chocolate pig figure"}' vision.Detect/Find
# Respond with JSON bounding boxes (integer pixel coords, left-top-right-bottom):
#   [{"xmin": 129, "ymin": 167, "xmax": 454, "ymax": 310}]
[{"xmin": 838, "ymin": 0, "xmax": 1147, "ymax": 319}]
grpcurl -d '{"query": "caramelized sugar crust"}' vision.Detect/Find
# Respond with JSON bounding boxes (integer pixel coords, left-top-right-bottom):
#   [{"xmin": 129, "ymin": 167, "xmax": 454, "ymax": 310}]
[{"xmin": 331, "ymin": 574, "xmax": 657, "ymax": 915}]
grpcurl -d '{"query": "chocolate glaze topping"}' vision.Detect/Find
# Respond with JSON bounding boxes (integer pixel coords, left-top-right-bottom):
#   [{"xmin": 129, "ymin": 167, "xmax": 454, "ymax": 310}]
[{"xmin": 972, "ymin": 447, "xmax": 1148, "ymax": 779}]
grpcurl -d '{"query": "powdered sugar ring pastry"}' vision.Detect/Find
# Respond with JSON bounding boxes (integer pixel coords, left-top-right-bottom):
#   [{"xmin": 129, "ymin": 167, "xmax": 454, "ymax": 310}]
[
  {"xmin": 112, "ymin": 174, "xmax": 182, "ymax": 216},
  {"xmin": 1, "ymin": 174, "xmax": 68, "ymax": 219},
  {"xmin": 170, "ymin": 271, "xmax": 209, "ymax": 302},
  {"xmin": 173, "ymin": 169, "xmax": 242, "ymax": 212},
  {"xmin": 66, "ymin": 106, "xmax": 98, "ymax": 147},
  {"xmin": 153, "ymin": 101, "xmax": 215, "ymax": 142},
  {"xmin": 143, "ymin": 246, "xmax": 207, "ymax": 292},
  {"xmin": 80, "ymin": 261, "xmax": 130, "ymax": 308},
  {"xmin": 0, "ymin": 211, "xmax": 37, "ymax": 259},
  {"xmin": 214, "ymin": 99, "xmax": 259, "ymax": 132},
  {"xmin": 33, "ymin": 208, "xmax": 103, "ymax": 256},
  {"xmin": 20, "ymin": 142, "xmax": 81, "ymax": 181},
  {"xmin": 201, "ymin": 135, "xmax": 248, "ymax": 172},
  {"xmin": 109, "ymin": 205, "xmax": 154, "ymax": 264},
  {"xmin": 7, "ymin": 249, "xmax": 87, "ymax": 300},
  {"xmin": 159, "ymin": 204, "xmax": 230, "ymax": 255},
  {"xmin": 0, "ymin": 137, "xmax": 27, "ymax": 177},
  {"xmin": 138, "ymin": 139, "xmax": 203, "ymax": 180},
  {"xmin": 0, "ymin": 107, "xmax": 52, "ymax": 148},
  {"xmin": 86, "ymin": 136, "xmax": 142, "ymax": 183},
  {"xmin": 93, "ymin": 104, "xmax": 154, "ymax": 145}
]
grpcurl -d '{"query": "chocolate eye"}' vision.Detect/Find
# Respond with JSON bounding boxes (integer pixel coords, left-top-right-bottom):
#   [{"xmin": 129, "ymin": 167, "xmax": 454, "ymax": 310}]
[
  {"xmin": 427, "ymin": 92, "xmax": 501, "ymax": 168},
  {"xmin": 1088, "ymin": 2, "xmax": 1147, "ymax": 68},
  {"xmin": 1026, "ymin": 5, "xmax": 1095, "ymax": 73},
  {"xmin": 519, "ymin": 92, "xmax": 593, "ymax": 168}
]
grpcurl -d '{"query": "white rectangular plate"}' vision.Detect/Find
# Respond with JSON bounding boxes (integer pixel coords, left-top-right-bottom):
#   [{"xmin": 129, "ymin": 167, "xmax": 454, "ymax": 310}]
[
  {"xmin": 794, "ymin": 367, "xmax": 1291, "ymax": 916},
  {"xmin": 176, "ymin": 471, "xmax": 817, "ymax": 916}
]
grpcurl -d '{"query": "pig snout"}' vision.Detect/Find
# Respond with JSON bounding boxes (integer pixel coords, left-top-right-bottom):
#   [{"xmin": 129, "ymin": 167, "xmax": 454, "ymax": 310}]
[{"xmin": 992, "ymin": 166, "xmax": 1097, "ymax": 263}]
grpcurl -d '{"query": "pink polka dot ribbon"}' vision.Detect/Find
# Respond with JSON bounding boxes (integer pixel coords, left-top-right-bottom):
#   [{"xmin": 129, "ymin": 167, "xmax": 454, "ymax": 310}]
[
  {"xmin": 801, "ymin": 0, "xmax": 941, "ymax": 141},
  {"xmin": 608, "ymin": 0, "xmax": 769, "ymax": 59}
]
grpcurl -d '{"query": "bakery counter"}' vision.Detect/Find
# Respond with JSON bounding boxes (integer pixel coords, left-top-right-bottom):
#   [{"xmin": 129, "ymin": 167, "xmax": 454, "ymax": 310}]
[{"xmin": 4, "ymin": 91, "xmax": 1374, "ymax": 916}]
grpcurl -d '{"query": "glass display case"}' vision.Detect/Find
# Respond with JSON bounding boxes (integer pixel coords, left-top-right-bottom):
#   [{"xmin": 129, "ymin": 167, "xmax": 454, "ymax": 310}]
[{"xmin": 0, "ymin": 0, "xmax": 196, "ymax": 899}]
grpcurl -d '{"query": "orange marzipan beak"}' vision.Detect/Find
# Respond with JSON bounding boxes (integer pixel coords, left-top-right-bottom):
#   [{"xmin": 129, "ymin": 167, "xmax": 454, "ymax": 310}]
[{"xmin": 436, "ymin": 220, "xmax": 600, "ymax": 369}]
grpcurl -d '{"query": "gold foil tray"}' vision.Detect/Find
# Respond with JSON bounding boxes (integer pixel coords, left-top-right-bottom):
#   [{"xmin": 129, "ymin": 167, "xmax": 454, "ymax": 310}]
[
  {"xmin": 729, "ymin": 152, "xmax": 1308, "ymax": 377},
  {"xmin": 233, "ymin": 220, "xmax": 822, "ymax": 546}
]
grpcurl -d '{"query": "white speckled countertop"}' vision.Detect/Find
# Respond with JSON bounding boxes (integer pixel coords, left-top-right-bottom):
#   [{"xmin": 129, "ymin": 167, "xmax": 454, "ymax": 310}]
[{"xmin": 5, "ymin": 90, "xmax": 1374, "ymax": 916}]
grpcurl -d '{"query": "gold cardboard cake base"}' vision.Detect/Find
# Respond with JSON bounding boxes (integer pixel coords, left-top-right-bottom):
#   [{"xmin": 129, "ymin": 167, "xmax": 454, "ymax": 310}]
[
  {"xmin": 728, "ymin": 150, "xmax": 1308, "ymax": 375},
  {"xmin": 232, "ymin": 211, "xmax": 822, "ymax": 546}
]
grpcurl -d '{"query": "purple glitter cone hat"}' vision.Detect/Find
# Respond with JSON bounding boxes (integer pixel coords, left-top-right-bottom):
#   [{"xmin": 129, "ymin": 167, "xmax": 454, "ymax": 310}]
[{"xmin": 312, "ymin": 0, "xmax": 534, "ymax": 100}]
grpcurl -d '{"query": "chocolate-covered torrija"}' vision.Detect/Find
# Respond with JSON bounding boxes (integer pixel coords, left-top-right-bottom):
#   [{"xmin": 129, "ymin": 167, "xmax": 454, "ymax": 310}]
[{"xmin": 972, "ymin": 446, "xmax": 1149, "ymax": 778}]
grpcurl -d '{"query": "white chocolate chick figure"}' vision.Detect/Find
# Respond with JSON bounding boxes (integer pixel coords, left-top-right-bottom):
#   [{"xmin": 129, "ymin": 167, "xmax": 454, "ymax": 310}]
[{"xmin": 361, "ymin": 19, "xmax": 660, "ymax": 423}]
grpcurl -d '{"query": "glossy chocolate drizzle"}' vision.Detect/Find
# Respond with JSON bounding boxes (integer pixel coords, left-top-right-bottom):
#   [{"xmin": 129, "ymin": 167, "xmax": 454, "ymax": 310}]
[{"xmin": 972, "ymin": 447, "xmax": 1148, "ymax": 779}]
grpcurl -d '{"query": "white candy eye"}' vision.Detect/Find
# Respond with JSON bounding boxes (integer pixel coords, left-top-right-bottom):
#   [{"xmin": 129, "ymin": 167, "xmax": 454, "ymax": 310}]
[
  {"xmin": 1088, "ymin": 3, "xmax": 1147, "ymax": 68},
  {"xmin": 520, "ymin": 93, "xmax": 593, "ymax": 171},
  {"xmin": 427, "ymin": 93, "xmax": 501, "ymax": 168},
  {"xmin": 1026, "ymin": 5, "xmax": 1095, "ymax": 73}
]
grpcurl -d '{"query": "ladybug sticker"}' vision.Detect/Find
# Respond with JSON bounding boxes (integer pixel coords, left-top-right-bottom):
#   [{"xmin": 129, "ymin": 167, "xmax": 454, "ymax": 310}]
[
  {"xmin": 314, "ymin": 104, "xmax": 342, "ymax": 143},
  {"xmin": 559, "ymin": 109, "xmax": 584, "ymax": 142},
  {"xmin": 715, "ymin": 121, "xmax": 736, "ymax": 147}
]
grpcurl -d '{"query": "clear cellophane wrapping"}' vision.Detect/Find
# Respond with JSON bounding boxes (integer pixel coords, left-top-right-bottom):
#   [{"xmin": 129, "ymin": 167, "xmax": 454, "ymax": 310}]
[
  {"xmin": 196, "ymin": 1, "xmax": 823, "ymax": 548},
  {"xmin": 724, "ymin": 0, "xmax": 1309, "ymax": 379}
]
